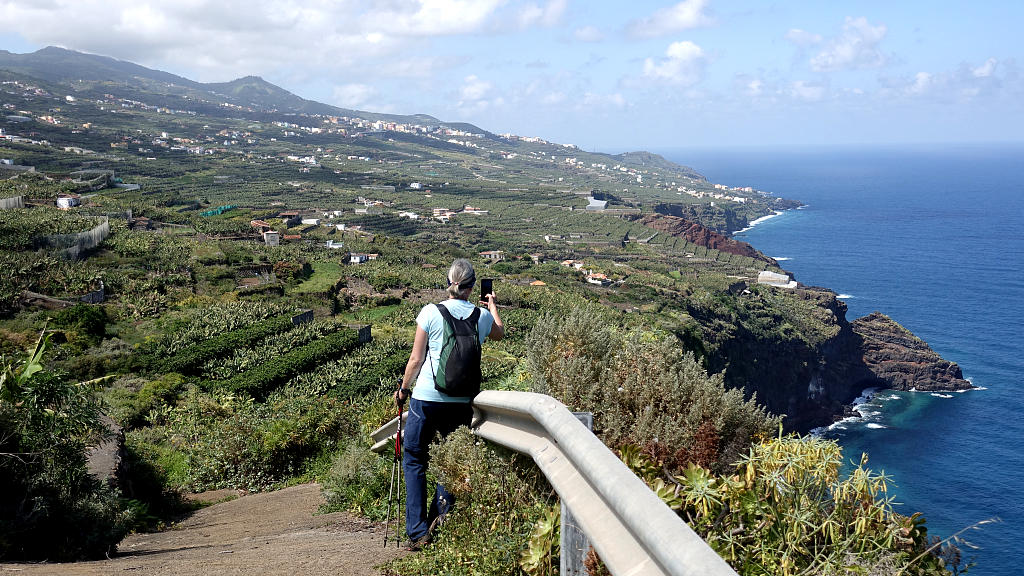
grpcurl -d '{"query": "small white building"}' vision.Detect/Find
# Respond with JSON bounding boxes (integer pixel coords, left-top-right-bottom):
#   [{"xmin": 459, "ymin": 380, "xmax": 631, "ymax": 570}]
[
  {"xmin": 301, "ymin": 218, "xmax": 321, "ymax": 226},
  {"xmin": 263, "ymin": 231, "xmax": 280, "ymax": 246},
  {"xmin": 757, "ymin": 271, "xmax": 798, "ymax": 289},
  {"xmin": 409, "ymin": 182, "xmax": 423, "ymax": 190},
  {"xmin": 585, "ymin": 197, "xmax": 607, "ymax": 211},
  {"xmin": 56, "ymin": 195, "xmax": 81, "ymax": 209},
  {"xmin": 349, "ymin": 253, "xmax": 368, "ymax": 264},
  {"xmin": 480, "ymin": 250, "xmax": 505, "ymax": 261},
  {"xmin": 325, "ymin": 240, "xmax": 344, "ymax": 249}
]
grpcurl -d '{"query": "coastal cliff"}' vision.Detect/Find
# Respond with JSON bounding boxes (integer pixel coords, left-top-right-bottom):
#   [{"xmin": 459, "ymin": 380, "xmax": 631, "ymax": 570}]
[
  {"xmin": 638, "ymin": 213, "xmax": 777, "ymax": 265},
  {"xmin": 692, "ymin": 287, "xmax": 971, "ymax": 432},
  {"xmin": 851, "ymin": 312, "xmax": 973, "ymax": 392}
]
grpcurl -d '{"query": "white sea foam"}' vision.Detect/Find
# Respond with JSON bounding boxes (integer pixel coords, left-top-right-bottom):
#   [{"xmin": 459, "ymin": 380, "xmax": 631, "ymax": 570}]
[
  {"xmin": 773, "ymin": 256, "xmax": 792, "ymax": 261},
  {"xmin": 837, "ymin": 294, "xmax": 854, "ymax": 299},
  {"xmin": 865, "ymin": 423, "xmax": 888, "ymax": 429},
  {"xmin": 814, "ymin": 387, "xmax": 891, "ymax": 435},
  {"xmin": 854, "ymin": 387, "xmax": 880, "ymax": 405},
  {"xmin": 734, "ymin": 211, "xmax": 784, "ymax": 235},
  {"xmin": 930, "ymin": 393, "xmax": 954, "ymax": 399}
]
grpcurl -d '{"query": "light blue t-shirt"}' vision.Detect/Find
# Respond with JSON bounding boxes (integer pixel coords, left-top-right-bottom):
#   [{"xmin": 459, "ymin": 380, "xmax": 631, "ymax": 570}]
[{"xmin": 412, "ymin": 299, "xmax": 494, "ymax": 403}]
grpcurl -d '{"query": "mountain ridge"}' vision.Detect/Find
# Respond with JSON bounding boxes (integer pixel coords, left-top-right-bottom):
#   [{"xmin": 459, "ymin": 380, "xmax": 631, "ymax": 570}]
[{"xmin": 0, "ymin": 47, "xmax": 475, "ymax": 132}]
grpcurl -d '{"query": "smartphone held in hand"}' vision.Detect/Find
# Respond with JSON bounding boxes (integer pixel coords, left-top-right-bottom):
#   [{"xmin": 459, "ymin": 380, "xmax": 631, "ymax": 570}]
[{"xmin": 480, "ymin": 278, "xmax": 493, "ymax": 301}]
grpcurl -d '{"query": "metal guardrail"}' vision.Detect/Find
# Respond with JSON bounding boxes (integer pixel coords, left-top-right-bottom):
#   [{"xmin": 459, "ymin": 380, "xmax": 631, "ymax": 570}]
[{"xmin": 370, "ymin": 390, "xmax": 737, "ymax": 576}]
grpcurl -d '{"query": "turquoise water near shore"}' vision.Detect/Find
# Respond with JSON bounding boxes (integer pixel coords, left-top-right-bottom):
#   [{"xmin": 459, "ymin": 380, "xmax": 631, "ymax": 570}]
[{"xmin": 660, "ymin": 144, "xmax": 1023, "ymax": 574}]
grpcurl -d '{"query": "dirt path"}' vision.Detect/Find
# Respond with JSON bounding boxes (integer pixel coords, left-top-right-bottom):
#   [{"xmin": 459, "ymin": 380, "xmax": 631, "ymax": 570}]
[{"xmin": 1, "ymin": 484, "xmax": 409, "ymax": 575}]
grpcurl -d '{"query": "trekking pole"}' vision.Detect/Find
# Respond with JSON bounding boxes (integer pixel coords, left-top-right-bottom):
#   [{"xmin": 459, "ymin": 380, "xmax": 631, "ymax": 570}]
[
  {"xmin": 383, "ymin": 378, "xmax": 406, "ymax": 547},
  {"xmin": 395, "ymin": 382, "xmax": 405, "ymax": 548}
]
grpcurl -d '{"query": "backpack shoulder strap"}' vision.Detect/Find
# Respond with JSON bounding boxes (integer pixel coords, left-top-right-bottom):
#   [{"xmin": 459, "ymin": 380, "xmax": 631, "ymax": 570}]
[{"xmin": 435, "ymin": 302, "xmax": 455, "ymax": 324}]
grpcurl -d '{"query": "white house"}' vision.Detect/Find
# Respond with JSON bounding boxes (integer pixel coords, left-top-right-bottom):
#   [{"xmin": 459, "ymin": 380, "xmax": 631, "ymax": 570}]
[
  {"xmin": 757, "ymin": 271, "xmax": 798, "ymax": 289},
  {"xmin": 56, "ymin": 195, "xmax": 81, "ymax": 209}
]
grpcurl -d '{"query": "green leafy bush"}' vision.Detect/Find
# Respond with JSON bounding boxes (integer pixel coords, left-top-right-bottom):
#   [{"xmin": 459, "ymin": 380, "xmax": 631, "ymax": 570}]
[
  {"xmin": 386, "ymin": 428, "xmax": 553, "ymax": 576},
  {"xmin": 319, "ymin": 439, "xmax": 393, "ymax": 520},
  {"xmin": 620, "ymin": 435, "xmax": 958, "ymax": 576},
  {"xmin": 146, "ymin": 389, "xmax": 359, "ymax": 492},
  {"xmin": 107, "ymin": 373, "xmax": 185, "ymax": 429},
  {"xmin": 51, "ymin": 303, "xmax": 108, "ymax": 346},
  {"xmin": 215, "ymin": 328, "xmax": 359, "ymax": 399},
  {"xmin": 287, "ymin": 337, "xmax": 410, "ymax": 398},
  {"xmin": 164, "ymin": 315, "xmax": 296, "ymax": 375},
  {"xmin": 527, "ymin": 304, "xmax": 778, "ymax": 473},
  {"xmin": 0, "ymin": 333, "xmax": 134, "ymax": 561}
]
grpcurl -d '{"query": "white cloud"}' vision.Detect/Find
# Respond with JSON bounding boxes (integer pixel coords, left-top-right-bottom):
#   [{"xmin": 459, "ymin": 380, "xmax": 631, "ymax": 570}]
[
  {"xmin": 460, "ymin": 75, "xmax": 494, "ymax": 101},
  {"xmin": 517, "ymin": 0, "xmax": 568, "ymax": 28},
  {"xmin": 361, "ymin": 0, "xmax": 505, "ymax": 37},
  {"xmin": 332, "ymin": 84, "xmax": 378, "ymax": 109},
  {"xmin": 908, "ymin": 72, "xmax": 932, "ymax": 95},
  {"xmin": 574, "ymin": 25, "xmax": 605, "ymax": 43},
  {"xmin": 0, "ymin": 0, "xmax": 512, "ymax": 82},
  {"xmin": 626, "ymin": 0, "xmax": 713, "ymax": 39},
  {"xmin": 785, "ymin": 29, "xmax": 823, "ymax": 47},
  {"xmin": 581, "ymin": 92, "xmax": 627, "ymax": 109},
  {"xmin": 747, "ymin": 79, "xmax": 763, "ymax": 96},
  {"xmin": 457, "ymin": 74, "xmax": 504, "ymax": 113},
  {"xmin": 810, "ymin": 17, "xmax": 888, "ymax": 72},
  {"xmin": 542, "ymin": 91, "xmax": 567, "ymax": 105},
  {"xmin": 878, "ymin": 57, "xmax": 1011, "ymax": 101},
  {"xmin": 973, "ymin": 58, "xmax": 997, "ymax": 78},
  {"xmin": 642, "ymin": 41, "xmax": 706, "ymax": 86},
  {"xmin": 789, "ymin": 80, "xmax": 827, "ymax": 102}
]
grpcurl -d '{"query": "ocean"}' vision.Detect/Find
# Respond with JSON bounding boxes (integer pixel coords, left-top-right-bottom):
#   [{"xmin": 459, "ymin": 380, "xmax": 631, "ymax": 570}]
[{"xmin": 661, "ymin": 144, "xmax": 1024, "ymax": 574}]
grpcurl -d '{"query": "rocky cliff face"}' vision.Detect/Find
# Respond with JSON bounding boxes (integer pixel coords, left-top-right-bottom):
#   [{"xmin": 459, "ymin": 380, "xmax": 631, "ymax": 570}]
[
  {"xmin": 638, "ymin": 213, "xmax": 776, "ymax": 265},
  {"xmin": 697, "ymin": 289, "xmax": 971, "ymax": 432},
  {"xmin": 851, "ymin": 312, "xmax": 973, "ymax": 392}
]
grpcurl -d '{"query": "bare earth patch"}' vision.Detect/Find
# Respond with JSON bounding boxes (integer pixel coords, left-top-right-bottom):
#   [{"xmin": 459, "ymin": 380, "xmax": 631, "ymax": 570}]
[{"xmin": 1, "ymin": 483, "xmax": 408, "ymax": 575}]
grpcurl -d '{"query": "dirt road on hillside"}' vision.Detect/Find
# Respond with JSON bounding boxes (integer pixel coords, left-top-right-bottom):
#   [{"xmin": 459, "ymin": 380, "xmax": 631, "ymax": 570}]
[{"xmin": 1, "ymin": 484, "xmax": 409, "ymax": 576}]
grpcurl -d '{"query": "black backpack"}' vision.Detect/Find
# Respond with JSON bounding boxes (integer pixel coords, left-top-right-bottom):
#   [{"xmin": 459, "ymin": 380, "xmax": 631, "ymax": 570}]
[{"xmin": 429, "ymin": 303, "xmax": 482, "ymax": 397}]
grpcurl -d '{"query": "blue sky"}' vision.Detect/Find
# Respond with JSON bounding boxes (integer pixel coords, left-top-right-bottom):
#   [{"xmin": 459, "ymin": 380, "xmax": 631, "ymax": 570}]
[{"xmin": 1, "ymin": 1, "xmax": 1021, "ymax": 149}]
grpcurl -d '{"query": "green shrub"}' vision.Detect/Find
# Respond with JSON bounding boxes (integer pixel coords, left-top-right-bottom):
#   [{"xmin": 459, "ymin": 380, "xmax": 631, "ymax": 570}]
[
  {"xmin": 108, "ymin": 373, "xmax": 185, "ymax": 429},
  {"xmin": 51, "ymin": 304, "xmax": 108, "ymax": 347},
  {"xmin": 620, "ymin": 435, "xmax": 957, "ymax": 576},
  {"xmin": 164, "ymin": 315, "xmax": 296, "ymax": 375},
  {"xmin": 287, "ymin": 337, "xmax": 410, "ymax": 399},
  {"xmin": 527, "ymin": 304, "xmax": 778, "ymax": 474},
  {"xmin": 369, "ymin": 271, "xmax": 403, "ymax": 292},
  {"xmin": 320, "ymin": 440, "xmax": 393, "ymax": 520},
  {"xmin": 0, "ymin": 334, "xmax": 134, "ymax": 561},
  {"xmin": 386, "ymin": 428, "xmax": 553, "ymax": 576},
  {"xmin": 156, "ymin": 389, "xmax": 359, "ymax": 492},
  {"xmin": 216, "ymin": 328, "xmax": 360, "ymax": 399}
]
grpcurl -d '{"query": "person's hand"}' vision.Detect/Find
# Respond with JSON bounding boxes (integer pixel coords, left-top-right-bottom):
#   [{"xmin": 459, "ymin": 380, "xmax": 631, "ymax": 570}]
[
  {"xmin": 394, "ymin": 386, "xmax": 411, "ymax": 407},
  {"xmin": 480, "ymin": 292, "xmax": 497, "ymax": 312}
]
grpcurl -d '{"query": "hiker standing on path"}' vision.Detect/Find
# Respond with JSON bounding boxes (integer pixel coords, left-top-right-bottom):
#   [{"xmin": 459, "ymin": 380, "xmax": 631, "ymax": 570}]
[{"xmin": 395, "ymin": 258, "xmax": 504, "ymax": 551}]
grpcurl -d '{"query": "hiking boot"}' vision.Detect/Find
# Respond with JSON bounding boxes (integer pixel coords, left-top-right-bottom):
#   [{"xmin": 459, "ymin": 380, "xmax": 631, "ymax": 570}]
[{"xmin": 405, "ymin": 534, "xmax": 431, "ymax": 552}]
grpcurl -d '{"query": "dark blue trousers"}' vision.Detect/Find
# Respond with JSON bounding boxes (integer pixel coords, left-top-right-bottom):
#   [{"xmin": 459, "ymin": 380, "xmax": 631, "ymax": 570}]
[{"xmin": 402, "ymin": 397, "xmax": 474, "ymax": 541}]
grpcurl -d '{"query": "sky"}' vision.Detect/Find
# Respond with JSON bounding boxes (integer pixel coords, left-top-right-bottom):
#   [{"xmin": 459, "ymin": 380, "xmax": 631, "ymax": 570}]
[{"xmin": 0, "ymin": 0, "xmax": 1022, "ymax": 150}]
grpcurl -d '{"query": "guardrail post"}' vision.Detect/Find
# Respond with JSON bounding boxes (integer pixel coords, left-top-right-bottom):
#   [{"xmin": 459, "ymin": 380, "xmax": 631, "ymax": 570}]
[{"xmin": 561, "ymin": 412, "xmax": 593, "ymax": 576}]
